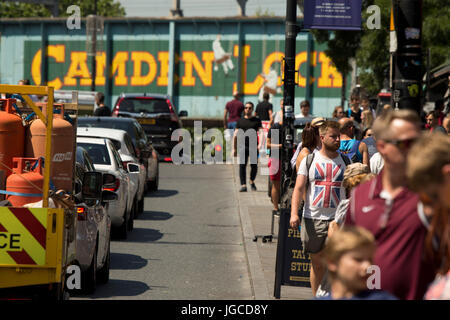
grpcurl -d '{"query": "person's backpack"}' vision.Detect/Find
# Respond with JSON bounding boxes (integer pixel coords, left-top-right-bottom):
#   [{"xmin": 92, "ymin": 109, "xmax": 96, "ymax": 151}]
[{"xmin": 339, "ymin": 140, "xmax": 362, "ymax": 163}]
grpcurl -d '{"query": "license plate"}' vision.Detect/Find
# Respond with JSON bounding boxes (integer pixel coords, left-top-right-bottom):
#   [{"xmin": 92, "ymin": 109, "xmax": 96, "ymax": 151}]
[{"xmin": 139, "ymin": 118, "xmax": 156, "ymax": 125}]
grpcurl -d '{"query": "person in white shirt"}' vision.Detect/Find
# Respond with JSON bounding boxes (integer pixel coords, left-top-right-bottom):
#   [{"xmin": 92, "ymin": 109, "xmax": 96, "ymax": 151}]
[
  {"xmin": 295, "ymin": 100, "xmax": 313, "ymax": 119},
  {"xmin": 370, "ymin": 152, "xmax": 384, "ymax": 174},
  {"xmin": 290, "ymin": 120, "xmax": 350, "ymax": 296}
]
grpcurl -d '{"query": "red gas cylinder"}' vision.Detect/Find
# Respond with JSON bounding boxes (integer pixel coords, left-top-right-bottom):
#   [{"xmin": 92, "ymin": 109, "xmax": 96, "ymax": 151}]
[
  {"xmin": 6, "ymin": 157, "xmax": 43, "ymax": 207},
  {"xmin": 25, "ymin": 104, "xmax": 74, "ymax": 192},
  {"xmin": 0, "ymin": 99, "xmax": 25, "ymax": 180}
]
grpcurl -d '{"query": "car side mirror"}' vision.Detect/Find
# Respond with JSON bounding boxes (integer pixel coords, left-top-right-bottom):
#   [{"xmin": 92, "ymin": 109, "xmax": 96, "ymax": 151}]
[
  {"xmin": 127, "ymin": 163, "xmax": 140, "ymax": 173},
  {"xmin": 178, "ymin": 110, "xmax": 188, "ymax": 117},
  {"xmin": 82, "ymin": 172, "xmax": 103, "ymax": 201},
  {"xmin": 102, "ymin": 190, "xmax": 118, "ymax": 202}
]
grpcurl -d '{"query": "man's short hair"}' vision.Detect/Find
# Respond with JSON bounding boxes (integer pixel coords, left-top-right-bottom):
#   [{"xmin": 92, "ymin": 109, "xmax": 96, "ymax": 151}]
[
  {"xmin": 319, "ymin": 120, "xmax": 340, "ymax": 135},
  {"xmin": 350, "ymin": 93, "xmax": 360, "ymax": 101},
  {"xmin": 339, "ymin": 119, "xmax": 354, "ymax": 134},
  {"xmin": 360, "ymin": 94, "xmax": 369, "ymax": 102},
  {"xmin": 372, "ymin": 109, "xmax": 420, "ymax": 141},
  {"xmin": 407, "ymin": 132, "xmax": 450, "ymax": 191},
  {"xmin": 245, "ymin": 101, "xmax": 254, "ymax": 109},
  {"xmin": 300, "ymin": 100, "xmax": 310, "ymax": 108},
  {"xmin": 96, "ymin": 92, "xmax": 105, "ymax": 104},
  {"xmin": 263, "ymin": 92, "xmax": 269, "ymax": 101}
]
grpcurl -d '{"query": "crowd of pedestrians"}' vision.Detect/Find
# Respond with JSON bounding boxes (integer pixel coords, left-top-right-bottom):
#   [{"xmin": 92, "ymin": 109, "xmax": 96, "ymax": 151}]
[
  {"xmin": 224, "ymin": 88, "xmax": 450, "ymax": 300},
  {"xmin": 288, "ymin": 93, "xmax": 450, "ymax": 300}
]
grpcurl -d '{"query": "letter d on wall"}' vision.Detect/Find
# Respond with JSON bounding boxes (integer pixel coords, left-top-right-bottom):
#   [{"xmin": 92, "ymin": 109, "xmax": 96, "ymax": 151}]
[{"xmin": 66, "ymin": 5, "xmax": 81, "ymax": 30}]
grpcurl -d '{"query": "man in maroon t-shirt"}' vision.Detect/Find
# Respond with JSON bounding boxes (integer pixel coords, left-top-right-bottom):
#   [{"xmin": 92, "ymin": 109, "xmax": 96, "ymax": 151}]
[
  {"xmin": 224, "ymin": 91, "xmax": 244, "ymax": 130},
  {"xmin": 344, "ymin": 110, "xmax": 437, "ymax": 300}
]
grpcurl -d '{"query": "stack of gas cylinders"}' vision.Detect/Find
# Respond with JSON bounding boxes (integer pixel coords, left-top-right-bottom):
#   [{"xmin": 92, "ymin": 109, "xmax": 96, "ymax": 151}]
[{"xmin": 0, "ymin": 98, "xmax": 74, "ymax": 206}]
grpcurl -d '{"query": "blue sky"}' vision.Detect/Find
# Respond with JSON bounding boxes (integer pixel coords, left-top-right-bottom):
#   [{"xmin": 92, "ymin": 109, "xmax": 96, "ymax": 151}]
[{"xmin": 118, "ymin": 0, "xmax": 289, "ymax": 17}]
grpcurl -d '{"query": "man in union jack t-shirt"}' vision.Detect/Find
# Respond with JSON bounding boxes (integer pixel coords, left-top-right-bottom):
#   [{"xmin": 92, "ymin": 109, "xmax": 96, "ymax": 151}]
[{"xmin": 290, "ymin": 121, "xmax": 349, "ymax": 296}]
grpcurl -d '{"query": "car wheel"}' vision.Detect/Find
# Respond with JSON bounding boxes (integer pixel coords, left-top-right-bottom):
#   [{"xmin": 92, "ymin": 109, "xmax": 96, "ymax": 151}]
[
  {"xmin": 82, "ymin": 246, "xmax": 97, "ymax": 294},
  {"xmin": 97, "ymin": 240, "xmax": 110, "ymax": 284},
  {"xmin": 147, "ymin": 169, "xmax": 159, "ymax": 191},
  {"xmin": 127, "ymin": 204, "xmax": 134, "ymax": 231},
  {"xmin": 138, "ymin": 197, "xmax": 144, "ymax": 214},
  {"xmin": 117, "ymin": 208, "xmax": 128, "ymax": 240},
  {"xmin": 133, "ymin": 198, "xmax": 139, "ymax": 219}
]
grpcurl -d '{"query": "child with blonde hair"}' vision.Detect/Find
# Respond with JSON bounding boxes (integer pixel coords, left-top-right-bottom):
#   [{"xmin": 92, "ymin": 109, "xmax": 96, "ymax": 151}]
[{"xmin": 318, "ymin": 226, "xmax": 397, "ymax": 300}]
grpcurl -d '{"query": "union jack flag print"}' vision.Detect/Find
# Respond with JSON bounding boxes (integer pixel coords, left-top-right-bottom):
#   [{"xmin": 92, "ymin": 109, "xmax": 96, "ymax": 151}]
[{"xmin": 312, "ymin": 162, "xmax": 344, "ymax": 208}]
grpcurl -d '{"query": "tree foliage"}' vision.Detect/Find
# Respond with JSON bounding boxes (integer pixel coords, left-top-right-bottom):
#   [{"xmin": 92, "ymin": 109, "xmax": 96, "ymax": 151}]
[
  {"xmin": 305, "ymin": 0, "xmax": 449, "ymax": 97},
  {"xmin": 0, "ymin": 0, "xmax": 126, "ymax": 18}
]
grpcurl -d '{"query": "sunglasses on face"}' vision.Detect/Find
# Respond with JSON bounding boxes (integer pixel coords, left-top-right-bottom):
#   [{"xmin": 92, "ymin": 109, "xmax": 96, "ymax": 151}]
[
  {"xmin": 384, "ymin": 137, "xmax": 418, "ymax": 150},
  {"xmin": 245, "ymin": 107, "xmax": 253, "ymax": 110}
]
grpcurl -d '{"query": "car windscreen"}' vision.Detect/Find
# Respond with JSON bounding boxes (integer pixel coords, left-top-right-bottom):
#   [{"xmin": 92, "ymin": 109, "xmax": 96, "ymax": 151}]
[
  {"xmin": 77, "ymin": 143, "xmax": 111, "ymax": 165},
  {"xmin": 78, "ymin": 119, "xmax": 134, "ymax": 139},
  {"xmin": 119, "ymin": 98, "xmax": 170, "ymax": 114}
]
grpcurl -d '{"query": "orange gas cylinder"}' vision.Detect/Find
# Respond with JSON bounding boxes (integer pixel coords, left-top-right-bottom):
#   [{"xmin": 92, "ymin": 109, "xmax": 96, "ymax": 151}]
[
  {"xmin": 0, "ymin": 99, "xmax": 25, "ymax": 180},
  {"xmin": 25, "ymin": 104, "xmax": 74, "ymax": 192},
  {"xmin": 6, "ymin": 157, "xmax": 43, "ymax": 207}
]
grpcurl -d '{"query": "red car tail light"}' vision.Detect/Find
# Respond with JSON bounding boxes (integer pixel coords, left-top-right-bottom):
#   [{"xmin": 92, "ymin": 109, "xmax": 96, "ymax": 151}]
[
  {"xmin": 112, "ymin": 98, "xmax": 124, "ymax": 117},
  {"xmin": 76, "ymin": 206, "xmax": 88, "ymax": 221},
  {"xmin": 166, "ymin": 99, "xmax": 179, "ymax": 123},
  {"xmin": 103, "ymin": 178, "xmax": 120, "ymax": 192}
]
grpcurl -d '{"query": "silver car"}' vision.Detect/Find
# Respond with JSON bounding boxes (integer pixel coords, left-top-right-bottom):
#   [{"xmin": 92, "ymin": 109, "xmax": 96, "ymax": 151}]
[
  {"xmin": 77, "ymin": 127, "xmax": 146, "ymax": 217},
  {"xmin": 73, "ymin": 147, "xmax": 114, "ymax": 293},
  {"xmin": 76, "ymin": 136, "xmax": 132, "ymax": 239}
]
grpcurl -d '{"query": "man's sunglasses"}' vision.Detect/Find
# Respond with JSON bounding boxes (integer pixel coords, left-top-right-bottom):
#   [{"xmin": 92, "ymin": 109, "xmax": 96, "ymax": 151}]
[
  {"xmin": 244, "ymin": 107, "xmax": 253, "ymax": 109},
  {"xmin": 384, "ymin": 138, "xmax": 418, "ymax": 150}
]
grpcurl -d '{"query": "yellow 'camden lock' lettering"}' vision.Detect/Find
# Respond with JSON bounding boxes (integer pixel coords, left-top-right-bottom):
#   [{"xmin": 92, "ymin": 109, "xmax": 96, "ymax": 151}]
[{"xmin": 29, "ymin": 45, "xmax": 341, "ymax": 91}]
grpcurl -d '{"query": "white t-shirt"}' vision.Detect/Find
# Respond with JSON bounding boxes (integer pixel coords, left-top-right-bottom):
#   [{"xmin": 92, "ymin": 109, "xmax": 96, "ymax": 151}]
[
  {"xmin": 370, "ymin": 152, "xmax": 384, "ymax": 174},
  {"xmin": 298, "ymin": 152, "xmax": 347, "ymax": 220}
]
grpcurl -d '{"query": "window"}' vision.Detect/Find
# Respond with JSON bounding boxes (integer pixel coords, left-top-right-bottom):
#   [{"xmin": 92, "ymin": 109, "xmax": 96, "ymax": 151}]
[
  {"xmin": 110, "ymin": 142, "xmax": 124, "ymax": 170},
  {"xmin": 77, "ymin": 143, "xmax": 111, "ymax": 165},
  {"xmin": 124, "ymin": 134, "xmax": 137, "ymax": 157},
  {"xmin": 121, "ymin": 98, "xmax": 170, "ymax": 114}
]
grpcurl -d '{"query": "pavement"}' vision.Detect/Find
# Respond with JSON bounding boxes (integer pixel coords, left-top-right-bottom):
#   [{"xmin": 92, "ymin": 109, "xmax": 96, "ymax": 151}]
[{"xmin": 232, "ymin": 159, "xmax": 314, "ymax": 300}]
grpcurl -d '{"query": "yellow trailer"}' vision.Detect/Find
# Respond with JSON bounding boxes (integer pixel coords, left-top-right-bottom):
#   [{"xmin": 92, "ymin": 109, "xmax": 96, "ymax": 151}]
[{"xmin": 0, "ymin": 84, "xmax": 77, "ymax": 300}]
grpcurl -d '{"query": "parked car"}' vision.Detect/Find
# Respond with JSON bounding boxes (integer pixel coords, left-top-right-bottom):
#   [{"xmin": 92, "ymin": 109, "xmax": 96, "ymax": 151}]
[
  {"xmin": 73, "ymin": 147, "xmax": 116, "ymax": 293},
  {"xmin": 76, "ymin": 136, "xmax": 133, "ymax": 239},
  {"xmin": 77, "ymin": 127, "xmax": 146, "ymax": 215},
  {"xmin": 112, "ymin": 93, "xmax": 188, "ymax": 161},
  {"xmin": 77, "ymin": 116, "xmax": 159, "ymax": 191}
]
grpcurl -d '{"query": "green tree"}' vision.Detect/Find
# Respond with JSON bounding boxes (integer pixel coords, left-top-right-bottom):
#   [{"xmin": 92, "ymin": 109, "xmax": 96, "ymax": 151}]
[
  {"xmin": 301, "ymin": 0, "xmax": 449, "ymax": 98},
  {"xmin": 356, "ymin": 0, "xmax": 391, "ymax": 96},
  {"xmin": 422, "ymin": 0, "xmax": 450, "ymax": 68},
  {"xmin": 0, "ymin": 0, "xmax": 126, "ymax": 18},
  {"xmin": 310, "ymin": 30, "xmax": 362, "ymax": 106},
  {"xmin": 357, "ymin": 0, "xmax": 449, "ymax": 96}
]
